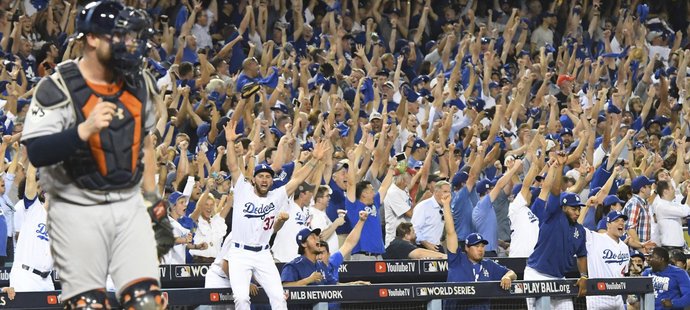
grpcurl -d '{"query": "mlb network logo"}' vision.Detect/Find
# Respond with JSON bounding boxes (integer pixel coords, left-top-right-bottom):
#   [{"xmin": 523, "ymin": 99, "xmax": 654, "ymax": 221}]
[{"xmin": 375, "ymin": 262, "xmax": 387, "ymax": 273}]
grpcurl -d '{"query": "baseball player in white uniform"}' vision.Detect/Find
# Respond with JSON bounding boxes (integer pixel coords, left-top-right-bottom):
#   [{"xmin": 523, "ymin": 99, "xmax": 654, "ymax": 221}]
[
  {"xmin": 272, "ymin": 182, "xmax": 314, "ymax": 262},
  {"xmin": 9, "ymin": 164, "xmax": 53, "ymax": 291},
  {"xmin": 223, "ymin": 122, "xmax": 329, "ymax": 310},
  {"xmin": 585, "ymin": 211, "xmax": 630, "ymax": 310}
]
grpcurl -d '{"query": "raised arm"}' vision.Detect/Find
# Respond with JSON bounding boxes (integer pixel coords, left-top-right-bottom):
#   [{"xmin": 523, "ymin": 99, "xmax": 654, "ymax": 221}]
[
  {"xmin": 284, "ymin": 141, "xmax": 329, "ymax": 196},
  {"xmin": 224, "ymin": 121, "xmax": 242, "ymax": 185},
  {"xmin": 440, "ymin": 192, "xmax": 456, "ymax": 253}
]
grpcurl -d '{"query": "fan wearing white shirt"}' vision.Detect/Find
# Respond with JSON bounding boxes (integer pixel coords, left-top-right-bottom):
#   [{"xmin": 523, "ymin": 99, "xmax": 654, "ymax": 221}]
[
  {"xmin": 508, "ymin": 140, "xmax": 541, "ymax": 258},
  {"xmin": 310, "ymin": 186, "xmax": 345, "ymax": 253},
  {"xmin": 652, "ymin": 180, "xmax": 690, "ymax": 250},
  {"xmin": 189, "ymin": 190, "xmax": 231, "ymax": 263},
  {"xmin": 383, "ymin": 167, "xmax": 415, "ymax": 247},
  {"xmin": 585, "ymin": 211, "xmax": 630, "ymax": 310}
]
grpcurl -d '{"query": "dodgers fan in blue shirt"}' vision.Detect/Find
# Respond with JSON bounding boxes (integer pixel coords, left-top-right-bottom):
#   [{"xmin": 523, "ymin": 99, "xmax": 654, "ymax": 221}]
[
  {"xmin": 344, "ymin": 141, "xmax": 395, "ymax": 260},
  {"xmin": 525, "ymin": 154, "xmax": 588, "ymax": 310},
  {"xmin": 441, "ymin": 191, "xmax": 517, "ymax": 310},
  {"xmin": 472, "ymin": 159, "xmax": 523, "ymax": 257},
  {"xmin": 643, "ymin": 247, "xmax": 690, "ymax": 309}
]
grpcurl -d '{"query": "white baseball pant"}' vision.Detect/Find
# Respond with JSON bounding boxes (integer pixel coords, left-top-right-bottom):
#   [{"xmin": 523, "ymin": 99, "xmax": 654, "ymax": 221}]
[
  {"xmin": 9, "ymin": 266, "xmax": 54, "ymax": 292},
  {"xmin": 524, "ymin": 266, "xmax": 574, "ymax": 310},
  {"xmin": 227, "ymin": 246, "xmax": 287, "ymax": 310}
]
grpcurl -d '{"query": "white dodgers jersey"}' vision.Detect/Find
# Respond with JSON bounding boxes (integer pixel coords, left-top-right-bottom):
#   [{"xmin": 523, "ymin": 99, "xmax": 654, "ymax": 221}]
[
  {"xmin": 585, "ymin": 229, "xmax": 630, "ymax": 277},
  {"xmin": 508, "ymin": 193, "xmax": 539, "ymax": 257},
  {"xmin": 231, "ymin": 175, "xmax": 289, "ymax": 246},
  {"xmin": 272, "ymin": 200, "xmax": 312, "ymax": 262},
  {"xmin": 15, "ymin": 200, "xmax": 53, "ymax": 271}
]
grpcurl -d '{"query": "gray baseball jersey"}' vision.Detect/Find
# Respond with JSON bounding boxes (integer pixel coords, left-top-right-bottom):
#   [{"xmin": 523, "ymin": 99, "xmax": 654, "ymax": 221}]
[{"xmin": 21, "ymin": 60, "xmax": 156, "ymax": 206}]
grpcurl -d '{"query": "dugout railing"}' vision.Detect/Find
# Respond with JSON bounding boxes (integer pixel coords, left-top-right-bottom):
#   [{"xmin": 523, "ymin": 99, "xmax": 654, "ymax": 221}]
[{"xmin": 0, "ymin": 278, "xmax": 654, "ymax": 309}]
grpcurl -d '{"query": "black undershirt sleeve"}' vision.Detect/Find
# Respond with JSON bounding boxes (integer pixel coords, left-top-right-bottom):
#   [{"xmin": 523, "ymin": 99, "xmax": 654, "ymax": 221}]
[{"xmin": 23, "ymin": 127, "xmax": 85, "ymax": 167}]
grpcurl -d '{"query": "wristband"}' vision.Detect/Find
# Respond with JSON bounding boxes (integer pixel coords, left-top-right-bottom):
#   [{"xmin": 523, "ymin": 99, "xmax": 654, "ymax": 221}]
[{"xmin": 580, "ymin": 273, "xmax": 588, "ymax": 278}]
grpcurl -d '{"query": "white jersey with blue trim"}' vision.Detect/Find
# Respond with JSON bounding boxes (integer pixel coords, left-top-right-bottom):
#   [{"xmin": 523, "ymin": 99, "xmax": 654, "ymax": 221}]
[
  {"xmin": 230, "ymin": 174, "xmax": 289, "ymax": 246},
  {"xmin": 14, "ymin": 199, "xmax": 52, "ymax": 271},
  {"xmin": 585, "ymin": 228, "xmax": 629, "ymax": 278}
]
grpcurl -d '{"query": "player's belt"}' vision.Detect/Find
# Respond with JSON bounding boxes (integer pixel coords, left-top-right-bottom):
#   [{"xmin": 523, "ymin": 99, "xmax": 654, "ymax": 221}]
[
  {"xmin": 22, "ymin": 264, "xmax": 51, "ymax": 278},
  {"xmin": 353, "ymin": 251, "xmax": 381, "ymax": 256},
  {"xmin": 233, "ymin": 243, "xmax": 270, "ymax": 252}
]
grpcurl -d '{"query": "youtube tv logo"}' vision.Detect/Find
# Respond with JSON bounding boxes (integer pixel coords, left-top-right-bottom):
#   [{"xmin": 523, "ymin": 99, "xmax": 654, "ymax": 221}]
[
  {"xmin": 597, "ymin": 282, "xmax": 606, "ymax": 291},
  {"xmin": 378, "ymin": 289, "xmax": 388, "ymax": 298},
  {"xmin": 210, "ymin": 292, "xmax": 220, "ymax": 302},
  {"xmin": 47, "ymin": 295, "xmax": 58, "ymax": 305},
  {"xmin": 375, "ymin": 262, "xmax": 387, "ymax": 273}
]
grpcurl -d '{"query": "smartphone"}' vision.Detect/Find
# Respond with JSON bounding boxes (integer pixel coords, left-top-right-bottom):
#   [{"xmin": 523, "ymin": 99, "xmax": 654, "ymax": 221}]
[
  {"xmin": 160, "ymin": 15, "xmax": 168, "ymax": 23},
  {"xmin": 395, "ymin": 152, "xmax": 407, "ymax": 162}
]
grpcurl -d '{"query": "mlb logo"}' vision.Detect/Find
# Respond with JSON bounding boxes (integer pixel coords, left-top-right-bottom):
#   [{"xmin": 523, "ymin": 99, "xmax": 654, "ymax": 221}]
[
  {"xmin": 176, "ymin": 266, "xmax": 191, "ymax": 277},
  {"xmin": 424, "ymin": 261, "xmax": 438, "ymax": 272},
  {"xmin": 378, "ymin": 289, "xmax": 388, "ymax": 298},
  {"xmin": 416, "ymin": 288, "xmax": 428, "ymax": 296},
  {"xmin": 375, "ymin": 262, "xmax": 387, "ymax": 273},
  {"xmin": 597, "ymin": 282, "xmax": 606, "ymax": 291},
  {"xmin": 210, "ymin": 293, "xmax": 220, "ymax": 302},
  {"xmin": 510, "ymin": 283, "xmax": 524, "ymax": 294}
]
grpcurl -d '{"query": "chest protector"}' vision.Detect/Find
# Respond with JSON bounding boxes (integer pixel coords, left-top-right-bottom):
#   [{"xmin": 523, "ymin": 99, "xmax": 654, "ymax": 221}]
[{"xmin": 57, "ymin": 62, "xmax": 147, "ymax": 191}]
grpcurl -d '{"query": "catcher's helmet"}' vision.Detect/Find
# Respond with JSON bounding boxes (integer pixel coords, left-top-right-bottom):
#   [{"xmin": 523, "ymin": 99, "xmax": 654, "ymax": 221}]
[{"xmin": 76, "ymin": 0, "xmax": 125, "ymax": 37}]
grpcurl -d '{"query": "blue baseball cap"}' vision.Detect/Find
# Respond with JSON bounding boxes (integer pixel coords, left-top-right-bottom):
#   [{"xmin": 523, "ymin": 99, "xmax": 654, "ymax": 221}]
[
  {"xmin": 254, "ymin": 163, "xmax": 275, "ymax": 177},
  {"xmin": 465, "ymin": 233, "xmax": 489, "ymax": 246},
  {"xmin": 631, "ymin": 176, "xmax": 655, "ymax": 192},
  {"xmin": 168, "ymin": 191, "xmax": 189, "ymax": 205},
  {"xmin": 301, "ymin": 141, "xmax": 314, "ymax": 151},
  {"xmin": 560, "ymin": 127, "xmax": 573, "ymax": 136},
  {"xmin": 476, "ymin": 179, "xmax": 496, "ymax": 196},
  {"xmin": 270, "ymin": 102, "xmax": 290, "ymax": 114},
  {"xmin": 296, "ymin": 228, "xmax": 321, "ymax": 245},
  {"xmin": 606, "ymin": 210, "xmax": 628, "ymax": 223},
  {"xmin": 603, "ymin": 195, "xmax": 625, "ymax": 207},
  {"xmin": 559, "ymin": 192, "xmax": 585, "ymax": 207},
  {"xmin": 451, "ymin": 170, "xmax": 469, "ymax": 188},
  {"xmin": 412, "ymin": 139, "xmax": 427, "ymax": 152}
]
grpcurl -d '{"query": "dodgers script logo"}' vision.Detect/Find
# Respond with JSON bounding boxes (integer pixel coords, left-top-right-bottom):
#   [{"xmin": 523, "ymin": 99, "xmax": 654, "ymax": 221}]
[
  {"xmin": 365, "ymin": 205, "xmax": 377, "ymax": 217},
  {"xmin": 243, "ymin": 202, "xmax": 276, "ymax": 219},
  {"xmin": 295, "ymin": 209, "xmax": 311, "ymax": 226},
  {"xmin": 601, "ymin": 249, "xmax": 629, "ymax": 265},
  {"xmin": 36, "ymin": 223, "xmax": 49, "ymax": 241}
]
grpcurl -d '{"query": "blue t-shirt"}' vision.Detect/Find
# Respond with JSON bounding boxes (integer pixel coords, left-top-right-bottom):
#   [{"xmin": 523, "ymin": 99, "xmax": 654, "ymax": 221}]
[
  {"xmin": 345, "ymin": 193, "xmax": 385, "ymax": 254},
  {"xmin": 280, "ymin": 256, "xmax": 327, "ymax": 285},
  {"xmin": 527, "ymin": 194, "xmax": 587, "ymax": 278},
  {"xmin": 642, "ymin": 265, "xmax": 690, "ymax": 309},
  {"xmin": 445, "ymin": 248, "xmax": 510, "ymax": 310},
  {"xmin": 452, "ymin": 186, "xmax": 479, "ymax": 241},
  {"xmin": 323, "ymin": 251, "xmax": 344, "ymax": 285},
  {"xmin": 472, "ymin": 195, "xmax": 498, "ymax": 252},
  {"xmin": 271, "ymin": 162, "xmax": 296, "ymax": 190},
  {"xmin": 327, "ymin": 179, "xmax": 352, "ymax": 234}
]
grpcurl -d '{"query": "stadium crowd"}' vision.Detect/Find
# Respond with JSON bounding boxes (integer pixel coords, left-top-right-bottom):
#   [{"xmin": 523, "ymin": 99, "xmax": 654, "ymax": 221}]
[{"xmin": 0, "ymin": 0, "xmax": 690, "ymax": 308}]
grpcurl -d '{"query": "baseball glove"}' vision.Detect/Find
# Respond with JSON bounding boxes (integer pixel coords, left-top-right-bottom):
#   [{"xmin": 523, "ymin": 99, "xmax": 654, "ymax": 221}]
[
  {"xmin": 147, "ymin": 200, "xmax": 175, "ymax": 259},
  {"xmin": 241, "ymin": 82, "xmax": 261, "ymax": 99}
]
